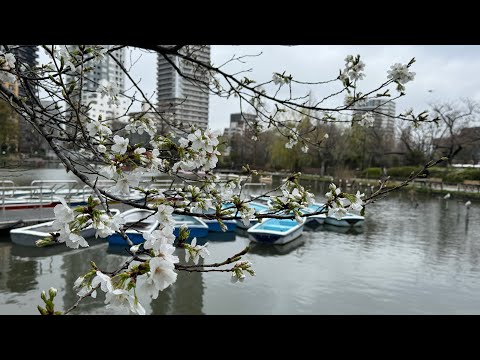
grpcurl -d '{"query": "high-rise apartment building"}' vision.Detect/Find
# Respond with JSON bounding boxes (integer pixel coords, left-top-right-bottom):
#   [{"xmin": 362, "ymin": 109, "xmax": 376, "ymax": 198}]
[
  {"xmin": 352, "ymin": 98, "xmax": 396, "ymax": 138},
  {"xmin": 157, "ymin": 45, "xmax": 210, "ymax": 130},
  {"xmin": 66, "ymin": 46, "xmax": 128, "ymax": 121}
]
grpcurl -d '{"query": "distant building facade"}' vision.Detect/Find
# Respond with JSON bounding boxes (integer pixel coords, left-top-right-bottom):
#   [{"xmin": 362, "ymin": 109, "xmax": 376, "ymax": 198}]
[
  {"xmin": 352, "ymin": 99, "xmax": 396, "ymax": 140},
  {"xmin": 8, "ymin": 45, "xmax": 37, "ymax": 98},
  {"xmin": 223, "ymin": 112, "xmax": 258, "ymax": 138},
  {"xmin": 157, "ymin": 45, "xmax": 210, "ymax": 130},
  {"xmin": 124, "ymin": 102, "xmax": 175, "ymax": 144},
  {"xmin": 222, "ymin": 112, "xmax": 259, "ymax": 160},
  {"xmin": 1, "ymin": 45, "xmax": 41, "ymax": 155},
  {"xmin": 17, "ymin": 100, "xmax": 61, "ymax": 157},
  {"xmin": 66, "ymin": 46, "xmax": 128, "ymax": 122}
]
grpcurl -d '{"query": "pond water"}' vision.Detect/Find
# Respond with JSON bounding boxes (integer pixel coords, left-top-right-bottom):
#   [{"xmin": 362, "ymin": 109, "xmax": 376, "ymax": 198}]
[{"xmin": 1, "ymin": 174, "xmax": 479, "ymax": 314}]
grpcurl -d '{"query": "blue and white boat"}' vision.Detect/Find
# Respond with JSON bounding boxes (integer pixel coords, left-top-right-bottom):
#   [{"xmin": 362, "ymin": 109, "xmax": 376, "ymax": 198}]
[
  {"xmin": 108, "ymin": 209, "xmax": 158, "ymax": 246},
  {"xmin": 247, "ymin": 217, "xmax": 305, "ymax": 245},
  {"xmin": 172, "ymin": 214, "xmax": 209, "ymax": 239},
  {"xmin": 324, "ymin": 213, "xmax": 364, "ymax": 227},
  {"xmin": 108, "ymin": 209, "xmax": 209, "ymax": 246},
  {"xmin": 236, "ymin": 201, "xmax": 269, "ymax": 229},
  {"xmin": 193, "ymin": 203, "xmax": 237, "ymax": 232},
  {"xmin": 303, "ymin": 203, "xmax": 327, "ymax": 225},
  {"xmin": 206, "ymin": 231, "xmax": 236, "ymax": 242},
  {"xmin": 203, "ymin": 218, "xmax": 237, "ymax": 232},
  {"xmin": 12, "ymin": 209, "xmax": 120, "ymax": 247}
]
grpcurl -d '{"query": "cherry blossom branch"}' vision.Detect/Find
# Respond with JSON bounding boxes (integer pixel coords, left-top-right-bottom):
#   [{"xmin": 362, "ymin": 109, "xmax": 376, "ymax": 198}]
[{"xmin": 63, "ymin": 284, "xmax": 100, "ymax": 315}]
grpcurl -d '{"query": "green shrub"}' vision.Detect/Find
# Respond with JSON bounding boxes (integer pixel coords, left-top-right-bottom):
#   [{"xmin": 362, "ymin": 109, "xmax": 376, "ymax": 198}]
[
  {"xmin": 443, "ymin": 171, "xmax": 464, "ymax": 183},
  {"xmin": 463, "ymin": 169, "xmax": 480, "ymax": 180},
  {"xmin": 428, "ymin": 166, "xmax": 448, "ymax": 178},
  {"xmin": 364, "ymin": 167, "xmax": 381, "ymax": 178}
]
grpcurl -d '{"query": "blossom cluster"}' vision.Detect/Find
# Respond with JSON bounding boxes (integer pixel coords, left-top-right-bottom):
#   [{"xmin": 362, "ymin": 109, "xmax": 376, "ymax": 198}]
[
  {"xmin": 269, "ymin": 175, "xmax": 315, "ymax": 223},
  {"xmin": 285, "ymin": 128, "xmax": 299, "ymax": 149},
  {"xmin": 359, "ymin": 112, "xmax": 375, "ymax": 127},
  {"xmin": 325, "ymin": 183, "xmax": 364, "ymax": 219},
  {"xmin": 339, "ymin": 55, "xmax": 366, "ymax": 88},
  {"xmin": 172, "ymin": 128, "xmax": 221, "ymax": 172},
  {"xmin": 387, "ymin": 63, "xmax": 416, "ymax": 92},
  {"xmin": 272, "ymin": 72, "xmax": 292, "ymax": 85},
  {"xmin": 72, "ymin": 202, "xmax": 213, "ymax": 314},
  {"xmin": 37, "ymin": 197, "xmax": 126, "ymax": 249}
]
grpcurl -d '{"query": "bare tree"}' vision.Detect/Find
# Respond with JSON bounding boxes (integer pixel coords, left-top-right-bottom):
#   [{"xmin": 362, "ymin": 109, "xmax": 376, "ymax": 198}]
[{"xmin": 430, "ymin": 99, "xmax": 480, "ymax": 165}]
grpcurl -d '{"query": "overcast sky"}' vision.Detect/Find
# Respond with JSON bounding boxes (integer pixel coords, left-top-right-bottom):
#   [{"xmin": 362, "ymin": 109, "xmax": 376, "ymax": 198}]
[
  {"xmin": 126, "ymin": 45, "xmax": 480, "ymax": 131},
  {"xmin": 40, "ymin": 46, "xmax": 480, "ymax": 131}
]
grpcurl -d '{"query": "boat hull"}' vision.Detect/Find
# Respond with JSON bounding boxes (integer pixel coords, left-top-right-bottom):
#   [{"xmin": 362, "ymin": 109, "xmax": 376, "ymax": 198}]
[
  {"xmin": 173, "ymin": 226, "xmax": 209, "ymax": 239},
  {"xmin": 304, "ymin": 203, "xmax": 326, "ymax": 225},
  {"xmin": 248, "ymin": 226, "xmax": 303, "ymax": 245},
  {"xmin": 206, "ymin": 231, "xmax": 236, "ymax": 242},
  {"xmin": 305, "ymin": 214, "xmax": 326, "ymax": 225},
  {"xmin": 108, "ymin": 232, "xmax": 145, "ymax": 246},
  {"xmin": 204, "ymin": 219, "xmax": 237, "ymax": 232},
  {"xmin": 107, "ymin": 208, "xmax": 158, "ymax": 246},
  {"xmin": 11, "ymin": 224, "xmax": 96, "ymax": 247},
  {"xmin": 172, "ymin": 215, "xmax": 209, "ymax": 239},
  {"xmin": 324, "ymin": 216, "xmax": 364, "ymax": 227}
]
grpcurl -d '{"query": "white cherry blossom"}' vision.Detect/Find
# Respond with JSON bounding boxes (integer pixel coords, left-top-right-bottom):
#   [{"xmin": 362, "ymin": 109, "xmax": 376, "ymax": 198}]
[
  {"xmin": 51, "ymin": 197, "xmax": 74, "ymax": 229},
  {"xmin": 111, "ymin": 135, "xmax": 129, "ymax": 155},
  {"xmin": 185, "ymin": 237, "xmax": 210, "ymax": 265},
  {"xmin": 91, "ymin": 271, "xmax": 113, "ymax": 293},
  {"xmin": 148, "ymin": 256, "xmax": 178, "ymax": 292}
]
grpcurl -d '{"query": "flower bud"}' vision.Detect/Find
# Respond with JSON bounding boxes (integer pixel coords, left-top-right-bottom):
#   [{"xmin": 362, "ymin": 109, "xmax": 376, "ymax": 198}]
[
  {"xmin": 48, "ymin": 287, "xmax": 57, "ymax": 298},
  {"xmin": 130, "ymin": 244, "xmax": 140, "ymax": 254},
  {"xmin": 36, "ymin": 237, "xmax": 56, "ymax": 247}
]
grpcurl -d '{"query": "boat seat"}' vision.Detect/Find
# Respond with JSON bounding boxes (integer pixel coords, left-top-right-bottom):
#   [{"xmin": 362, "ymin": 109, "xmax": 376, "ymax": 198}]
[{"xmin": 260, "ymin": 225, "xmax": 289, "ymax": 232}]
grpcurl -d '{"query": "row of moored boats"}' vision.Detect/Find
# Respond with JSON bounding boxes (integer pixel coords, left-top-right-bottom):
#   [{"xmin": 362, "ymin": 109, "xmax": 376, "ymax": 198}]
[{"xmin": 9, "ymin": 199, "xmax": 364, "ymax": 248}]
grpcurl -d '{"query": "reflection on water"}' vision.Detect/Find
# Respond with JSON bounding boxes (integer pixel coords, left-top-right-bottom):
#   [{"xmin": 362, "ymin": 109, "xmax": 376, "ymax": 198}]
[
  {"xmin": 1, "ymin": 185, "xmax": 480, "ymax": 314},
  {"xmin": 206, "ymin": 232, "xmax": 236, "ymax": 242},
  {"xmin": 307, "ymin": 223, "xmax": 365, "ymax": 235},
  {"xmin": 248, "ymin": 235, "xmax": 307, "ymax": 256}
]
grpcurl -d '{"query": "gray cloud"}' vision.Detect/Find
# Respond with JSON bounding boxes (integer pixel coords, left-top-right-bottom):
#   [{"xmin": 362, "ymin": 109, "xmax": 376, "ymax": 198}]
[
  {"xmin": 40, "ymin": 46, "xmax": 480, "ymax": 131},
  {"xmin": 128, "ymin": 45, "xmax": 480, "ymax": 130}
]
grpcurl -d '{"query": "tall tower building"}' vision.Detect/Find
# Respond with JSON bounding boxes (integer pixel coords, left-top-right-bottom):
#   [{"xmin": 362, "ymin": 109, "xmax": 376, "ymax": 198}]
[
  {"xmin": 157, "ymin": 45, "xmax": 210, "ymax": 130},
  {"xmin": 66, "ymin": 46, "xmax": 128, "ymax": 121}
]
